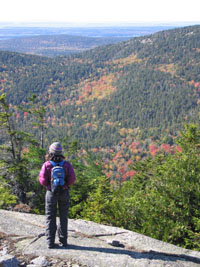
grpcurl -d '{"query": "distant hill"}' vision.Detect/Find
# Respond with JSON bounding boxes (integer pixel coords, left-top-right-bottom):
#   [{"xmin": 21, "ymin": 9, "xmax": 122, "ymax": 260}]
[
  {"xmin": 0, "ymin": 24, "xmax": 200, "ymax": 149},
  {"xmin": 0, "ymin": 24, "xmax": 176, "ymax": 39},
  {"xmin": 0, "ymin": 25, "xmax": 177, "ymax": 57},
  {"xmin": 0, "ymin": 34, "xmax": 130, "ymax": 57}
]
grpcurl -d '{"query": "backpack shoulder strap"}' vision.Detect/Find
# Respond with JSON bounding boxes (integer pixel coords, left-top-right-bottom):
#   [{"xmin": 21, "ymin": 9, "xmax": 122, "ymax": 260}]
[
  {"xmin": 59, "ymin": 160, "xmax": 65, "ymax": 167},
  {"xmin": 50, "ymin": 160, "xmax": 65, "ymax": 167},
  {"xmin": 49, "ymin": 161, "xmax": 57, "ymax": 167}
]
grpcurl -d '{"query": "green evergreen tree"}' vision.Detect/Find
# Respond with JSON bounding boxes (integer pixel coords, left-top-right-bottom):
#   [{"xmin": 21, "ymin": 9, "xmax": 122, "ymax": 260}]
[
  {"xmin": 0, "ymin": 93, "xmax": 45, "ymax": 211},
  {"xmin": 0, "ymin": 93, "xmax": 34, "ymax": 203},
  {"xmin": 19, "ymin": 93, "xmax": 46, "ymax": 149},
  {"xmin": 81, "ymin": 175, "xmax": 113, "ymax": 224},
  {"xmin": 110, "ymin": 124, "xmax": 200, "ymax": 250}
]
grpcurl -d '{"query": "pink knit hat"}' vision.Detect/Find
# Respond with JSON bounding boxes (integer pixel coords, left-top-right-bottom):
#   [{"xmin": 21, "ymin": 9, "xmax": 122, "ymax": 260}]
[{"xmin": 49, "ymin": 142, "xmax": 63, "ymax": 155}]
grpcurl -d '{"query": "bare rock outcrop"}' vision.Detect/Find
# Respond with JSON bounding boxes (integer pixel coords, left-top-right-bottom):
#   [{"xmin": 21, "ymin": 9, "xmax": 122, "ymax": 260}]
[{"xmin": 0, "ymin": 209, "xmax": 200, "ymax": 266}]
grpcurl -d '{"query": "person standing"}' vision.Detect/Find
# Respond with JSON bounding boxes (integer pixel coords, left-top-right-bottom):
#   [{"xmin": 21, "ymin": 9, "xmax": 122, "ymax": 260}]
[{"xmin": 39, "ymin": 142, "xmax": 76, "ymax": 248}]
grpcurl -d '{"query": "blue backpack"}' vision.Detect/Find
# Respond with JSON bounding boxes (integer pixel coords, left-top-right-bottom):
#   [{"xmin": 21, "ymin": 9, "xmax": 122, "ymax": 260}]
[{"xmin": 50, "ymin": 160, "xmax": 66, "ymax": 193}]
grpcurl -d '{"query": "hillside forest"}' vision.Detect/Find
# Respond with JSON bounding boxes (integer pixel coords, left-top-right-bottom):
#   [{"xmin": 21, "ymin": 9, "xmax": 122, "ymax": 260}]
[{"xmin": 0, "ymin": 24, "xmax": 200, "ymax": 250}]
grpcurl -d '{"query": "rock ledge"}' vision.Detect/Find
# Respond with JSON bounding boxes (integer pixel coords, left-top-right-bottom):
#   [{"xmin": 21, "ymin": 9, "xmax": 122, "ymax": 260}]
[{"xmin": 0, "ymin": 209, "xmax": 200, "ymax": 266}]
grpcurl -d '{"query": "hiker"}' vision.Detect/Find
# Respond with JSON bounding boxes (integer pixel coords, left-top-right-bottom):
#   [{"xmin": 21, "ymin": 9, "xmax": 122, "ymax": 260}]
[{"xmin": 39, "ymin": 142, "xmax": 76, "ymax": 248}]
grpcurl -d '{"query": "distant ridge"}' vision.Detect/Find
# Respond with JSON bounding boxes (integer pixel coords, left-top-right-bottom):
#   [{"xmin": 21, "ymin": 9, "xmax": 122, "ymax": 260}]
[
  {"xmin": 0, "ymin": 34, "xmax": 130, "ymax": 57},
  {"xmin": 0, "ymin": 24, "xmax": 177, "ymax": 40}
]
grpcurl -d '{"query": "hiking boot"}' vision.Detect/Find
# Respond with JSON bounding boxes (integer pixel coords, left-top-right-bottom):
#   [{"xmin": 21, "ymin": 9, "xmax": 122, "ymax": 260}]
[{"xmin": 48, "ymin": 243, "xmax": 55, "ymax": 249}]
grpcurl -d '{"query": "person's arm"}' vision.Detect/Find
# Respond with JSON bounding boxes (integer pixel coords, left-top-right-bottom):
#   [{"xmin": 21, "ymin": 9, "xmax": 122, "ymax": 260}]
[
  {"xmin": 39, "ymin": 162, "xmax": 51, "ymax": 188},
  {"xmin": 65, "ymin": 162, "xmax": 76, "ymax": 187}
]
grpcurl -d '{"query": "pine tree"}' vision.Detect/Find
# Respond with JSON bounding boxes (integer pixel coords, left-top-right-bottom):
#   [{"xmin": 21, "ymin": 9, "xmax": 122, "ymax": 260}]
[
  {"xmin": 81, "ymin": 175, "xmax": 113, "ymax": 224},
  {"xmin": 110, "ymin": 124, "xmax": 200, "ymax": 250},
  {"xmin": 0, "ymin": 93, "xmax": 45, "ymax": 209}
]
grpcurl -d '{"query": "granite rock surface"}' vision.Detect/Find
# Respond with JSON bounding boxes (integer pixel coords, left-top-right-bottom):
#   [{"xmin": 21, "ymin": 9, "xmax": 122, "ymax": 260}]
[{"xmin": 0, "ymin": 209, "xmax": 200, "ymax": 267}]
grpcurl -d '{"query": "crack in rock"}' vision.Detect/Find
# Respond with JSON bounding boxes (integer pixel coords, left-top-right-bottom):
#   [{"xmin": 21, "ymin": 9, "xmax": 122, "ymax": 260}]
[{"xmin": 75, "ymin": 230, "xmax": 127, "ymax": 238}]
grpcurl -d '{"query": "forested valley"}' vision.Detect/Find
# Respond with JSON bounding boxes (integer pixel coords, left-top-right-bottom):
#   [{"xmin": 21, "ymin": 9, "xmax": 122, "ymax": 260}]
[{"xmin": 0, "ymin": 24, "xmax": 200, "ymax": 250}]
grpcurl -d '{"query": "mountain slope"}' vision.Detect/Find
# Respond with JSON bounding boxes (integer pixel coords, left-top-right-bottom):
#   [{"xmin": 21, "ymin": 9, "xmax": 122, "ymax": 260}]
[{"xmin": 0, "ymin": 25, "xmax": 200, "ymax": 148}]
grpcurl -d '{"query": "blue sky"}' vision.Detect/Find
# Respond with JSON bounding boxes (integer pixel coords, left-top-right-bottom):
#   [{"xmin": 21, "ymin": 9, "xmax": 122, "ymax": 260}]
[{"xmin": 1, "ymin": 0, "xmax": 200, "ymax": 24}]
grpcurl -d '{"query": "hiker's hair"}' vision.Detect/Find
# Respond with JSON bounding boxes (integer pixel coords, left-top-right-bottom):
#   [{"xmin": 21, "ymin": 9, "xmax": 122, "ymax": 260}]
[{"xmin": 45, "ymin": 153, "xmax": 65, "ymax": 162}]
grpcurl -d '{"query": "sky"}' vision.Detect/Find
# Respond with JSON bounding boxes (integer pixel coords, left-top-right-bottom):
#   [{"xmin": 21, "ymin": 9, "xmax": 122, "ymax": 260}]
[{"xmin": 1, "ymin": 0, "xmax": 200, "ymax": 25}]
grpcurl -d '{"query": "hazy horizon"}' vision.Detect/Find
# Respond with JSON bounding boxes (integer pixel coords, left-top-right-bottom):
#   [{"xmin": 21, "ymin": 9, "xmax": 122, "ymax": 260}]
[{"xmin": 0, "ymin": 21, "xmax": 199, "ymax": 28}]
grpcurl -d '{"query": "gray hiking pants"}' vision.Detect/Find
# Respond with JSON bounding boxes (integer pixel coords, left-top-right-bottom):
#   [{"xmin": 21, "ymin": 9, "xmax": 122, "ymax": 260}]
[{"xmin": 45, "ymin": 189, "xmax": 69, "ymax": 246}]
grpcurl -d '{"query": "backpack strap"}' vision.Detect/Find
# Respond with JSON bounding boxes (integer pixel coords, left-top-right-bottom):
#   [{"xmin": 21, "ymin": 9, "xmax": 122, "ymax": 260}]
[
  {"xmin": 59, "ymin": 160, "xmax": 65, "ymax": 167},
  {"xmin": 50, "ymin": 160, "xmax": 56, "ymax": 167},
  {"xmin": 50, "ymin": 160, "xmax": 65, "ymax": 167}
]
